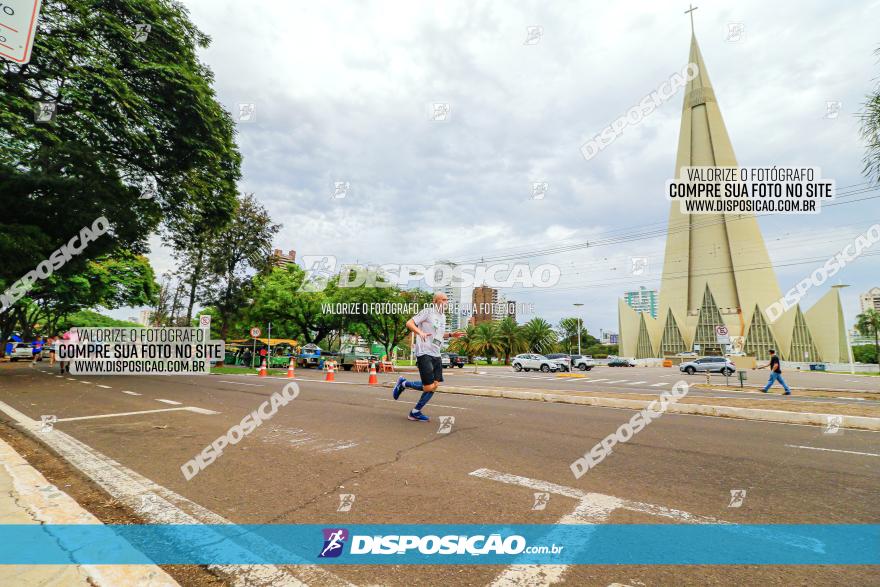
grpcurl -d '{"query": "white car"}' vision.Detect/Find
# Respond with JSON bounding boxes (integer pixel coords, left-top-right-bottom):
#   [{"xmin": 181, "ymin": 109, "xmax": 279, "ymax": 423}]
[
  {"xmin": 571, "ymin": 355, "xmax": 595, "ymax": 371},
  {"xmin": 511, "ymin": 353, "xmax": 558, "ymax": 373},
  {"xmin": 9, "ymin": 343, "xmax": 34, "ymax": 362}
]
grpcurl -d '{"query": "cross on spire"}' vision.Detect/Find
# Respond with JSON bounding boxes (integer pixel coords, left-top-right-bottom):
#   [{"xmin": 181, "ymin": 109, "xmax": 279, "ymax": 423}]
[{"xmin": 684, "ymin": 4, "xmax": 698, "ymax": 34}]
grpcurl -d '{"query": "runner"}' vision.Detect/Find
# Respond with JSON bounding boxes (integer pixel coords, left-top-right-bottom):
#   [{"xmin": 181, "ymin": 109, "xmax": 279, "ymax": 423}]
[{"xmin": 391, "ymin": 293, "xmax": 449, "ymax": 421}]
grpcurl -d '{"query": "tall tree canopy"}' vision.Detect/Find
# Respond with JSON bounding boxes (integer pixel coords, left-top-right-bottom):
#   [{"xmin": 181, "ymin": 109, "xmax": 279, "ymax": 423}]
[{"xmin": 0, "ymin": 0, "xmax": 241, "ymax": 284}]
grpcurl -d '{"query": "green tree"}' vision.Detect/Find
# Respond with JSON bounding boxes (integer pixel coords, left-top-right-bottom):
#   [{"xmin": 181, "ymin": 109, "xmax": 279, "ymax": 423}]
[
  {"xmin": 248, "ymin": 265, "xmax": 340, "ymax": 344},
  {"xmin": 337, "ymin": 273, "xmax": 432, "ymax": 360},
  {"xmin": 521, "ymin": 317, "xmax": 557, "ymax": 354},
  {"xmin": 496, "ymin": 317, "xmax": 526, "ymax": 364},
  {"xmin": 1, "ymin": 0, "xmax": 241, "ymax": 286},
  {"xmin": 861, "ymin": 47, "xmax": 880, "ymax": 183},
  {"xmin": 201, "ymin": 194, "xmax": 280, "ymax": 338},
  {"xmin": 856, "ymin": 309, "xmax": 880, "ymax": 364},
  {"xmin": 471, "ymin": 321, "xmax": 502, "ymax": 364},
  {"xmin": 448, "ymin": 326, "xmax": 477, "ymax": 363}
]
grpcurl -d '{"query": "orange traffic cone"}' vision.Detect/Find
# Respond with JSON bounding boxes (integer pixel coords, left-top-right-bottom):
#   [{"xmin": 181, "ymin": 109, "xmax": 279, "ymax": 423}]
[
  {"xmin": 368, "ymin": 362, "xmax": 378, "ymax": 385},
  {"xmin": 325, "ymin": 361, "xmax": 335, "ymax": 382},
  {"xmin": 287, "ymin": 357, "xmax": 296, "ymax": 379},
  {"xmin": 258, "ymin": 358, "xmax": 267, "ymax": 377}
]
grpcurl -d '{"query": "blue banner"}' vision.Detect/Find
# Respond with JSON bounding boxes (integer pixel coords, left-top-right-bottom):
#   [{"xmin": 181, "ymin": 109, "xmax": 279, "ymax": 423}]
[{"xmin": 0, "ymin": 524, "xmax": 876, "ymax": 565}]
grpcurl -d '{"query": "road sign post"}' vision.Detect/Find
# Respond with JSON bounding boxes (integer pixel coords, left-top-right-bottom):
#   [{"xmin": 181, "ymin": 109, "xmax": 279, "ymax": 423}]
[
  {"xmin": 0, "ymin": 1, "xmax": 43, "ymax": 65},
  {"xmin": 249, "ymin": 327, "xmax": 261, "ymax": 369}
]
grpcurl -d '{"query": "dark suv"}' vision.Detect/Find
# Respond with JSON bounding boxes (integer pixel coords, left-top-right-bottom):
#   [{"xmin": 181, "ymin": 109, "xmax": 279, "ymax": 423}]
[{"xmin": 446, "ymin": 353, "xmax": 466, "ymax": 368}]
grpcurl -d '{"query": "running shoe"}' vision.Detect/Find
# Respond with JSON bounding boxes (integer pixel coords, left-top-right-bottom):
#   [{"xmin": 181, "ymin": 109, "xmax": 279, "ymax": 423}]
[
  {"xmin": 783, "ymin": 391, "xmax": 791, "ymax": 395},
  {"xmin": 393, "ymin": 376, "xmax": 406, "ymax": 400},
  {"xmin": 408, "ymin": 410, "xmax": 429, "ymax": 422}
]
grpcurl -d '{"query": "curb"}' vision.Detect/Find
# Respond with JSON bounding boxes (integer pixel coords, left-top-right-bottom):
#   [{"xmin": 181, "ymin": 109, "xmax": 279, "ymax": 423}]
[
  {"xmin": 0, "ymin": 437, "xmax": 179, "ymax": 586},
  {"xmin": 439, "ymin": 386, "xmax": 880, "ymax": 431}
]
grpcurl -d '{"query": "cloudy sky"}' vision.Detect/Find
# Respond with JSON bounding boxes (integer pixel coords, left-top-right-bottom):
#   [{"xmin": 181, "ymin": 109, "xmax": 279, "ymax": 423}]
[{"xmin": 124, "ymin": 0, "xmax": 880, "ymax": 337}]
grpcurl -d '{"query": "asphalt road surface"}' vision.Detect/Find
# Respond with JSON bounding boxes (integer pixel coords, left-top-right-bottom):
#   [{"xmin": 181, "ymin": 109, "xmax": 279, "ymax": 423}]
[{"xmin": 1, "ymin": 362, "xmax": 878, "ymax": 586}]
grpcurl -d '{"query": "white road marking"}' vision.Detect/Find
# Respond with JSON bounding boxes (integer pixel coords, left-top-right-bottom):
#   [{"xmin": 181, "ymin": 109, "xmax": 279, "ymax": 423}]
[
  {"xmin": 606, "ymin": 380, "xmax": 629, "ymax": 384},
  {"xmin": 217, "ymin": 380, "xmax": 265, "ymax": 387},
  {"xmin": 156, "ymin": 399, "xmax": 182, "ymax": 405},
  {"xmin": 96, "ymin": 384, "xmax": 112, "ymax": 389},
  {"xmin": 785, "ymin": 444, "xmax": 880, "ymax": 457},
  {"xmin": 0, "ymin": 402, "xmax": 351, "ymax": 587},
  {"xmin": 586, "ymin": 378, "xmax": 609, "ymax": 382},
  {"xmin": 66, "ymin": 378, "xmax": 76, "ymax": 381},
  {"xmin": 55, "ymin": 407, "xmax": 219, "ymax": 422},
  {"xmin": 626, "ymin": 381, "xmax": 648, "ymax": 385},
  {"xmin": 121, "ymin": 391, "xmax": 141, "ymax": 396},
  {"xmin": 470, "ymin": 468, "xmax": 823, "ymax": 585},
  {"xmin": 650, "ymin": 382, "xmax": 670, "ymax": 387},
  {"xmin": 376, "ymin": 398, "xmax": 468, "ymax": 410},
  {"xmin": 55, "ymin": 375, "xmax": 63, "ymax": 378},
  {"xmin": 80, "ymin": 381, "xmax": 92, "ymax": 384}
]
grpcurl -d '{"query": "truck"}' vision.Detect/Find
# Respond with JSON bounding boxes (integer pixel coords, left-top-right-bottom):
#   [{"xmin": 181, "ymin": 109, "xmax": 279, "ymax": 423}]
[{"xmin": 335, "ymin": 345, "xmax": 379, "ymax": 371}]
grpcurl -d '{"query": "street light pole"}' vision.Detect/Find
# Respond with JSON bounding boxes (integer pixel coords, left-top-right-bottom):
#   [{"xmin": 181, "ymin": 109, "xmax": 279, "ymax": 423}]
[{"xmin": 573, "ymin": 303, "xmax": 584, "ymax": 355}]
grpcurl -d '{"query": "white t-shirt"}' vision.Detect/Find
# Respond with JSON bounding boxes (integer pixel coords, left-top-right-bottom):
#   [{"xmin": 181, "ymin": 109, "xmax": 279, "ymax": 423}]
[{"xmin": 412, "ymin": 306, "xmax": 446, "ymax": 357}]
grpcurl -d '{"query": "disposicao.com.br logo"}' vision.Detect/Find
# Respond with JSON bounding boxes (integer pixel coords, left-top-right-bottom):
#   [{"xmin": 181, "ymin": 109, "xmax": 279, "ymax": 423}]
[{"xmin": 319, "ymin": 528, "xmax": 562, "ymax": 558}]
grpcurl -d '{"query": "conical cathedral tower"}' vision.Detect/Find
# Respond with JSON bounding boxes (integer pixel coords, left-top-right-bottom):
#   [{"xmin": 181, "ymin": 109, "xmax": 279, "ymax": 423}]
[{"xmin": 618, "ymin": 29, "xmax": 848, "ymax": 363}]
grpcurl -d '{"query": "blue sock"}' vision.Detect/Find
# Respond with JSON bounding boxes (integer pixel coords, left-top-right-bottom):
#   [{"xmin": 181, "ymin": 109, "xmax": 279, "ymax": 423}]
[
  {"xmin": 414, "ymin": 391, "xmax": 434, "ymax": 411},
  {"xmin": 404, "ymin": 380, "xmax": 423, "ymax": 391}
]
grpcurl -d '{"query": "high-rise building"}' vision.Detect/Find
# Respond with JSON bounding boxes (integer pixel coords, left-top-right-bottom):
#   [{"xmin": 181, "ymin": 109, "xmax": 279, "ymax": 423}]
[
  {"xmin": 472, "ymin": 285, "xmax": 498, "ymax": 325},
  {"xmin": 434, "ymin": 260, "xmax": 465, "ymax": 331},
  {"xmin": 624, "ymin": 287, "xmax": 658, "ymax": 319},
  {"xmin": 138, "ymin": 309, "xmax": 152, "ymax": 326},
  {"xmin": 271, "ymin": 249, "xmax": 297, "ymax": 268},
  {"xmin": 618, "ymin": 27, "xmax": 847, "ymax": 362},
  {"xmin": 859, "ymin": 287, "xmax": 880, "ymax": 314}
]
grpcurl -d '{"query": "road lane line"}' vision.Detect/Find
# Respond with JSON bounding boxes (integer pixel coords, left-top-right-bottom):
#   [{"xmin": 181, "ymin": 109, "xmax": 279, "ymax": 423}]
[
  {"xmin": 626, "ymin": 381, "xmax": 648, "ymax": 385},
  {"xmin": 586, "ymin": 378, "xmax": 609, "ymax": 382},
  {"xmin": 0, "ymin": 402, "xmax": 350, "ymax": 587},
  {"xmin": 156, "ymin": 399, "xmax": 182, "ymax": 405},
  {"xmin": 376, "ymin": 398, "xmax": 468, "ymax": 410},
  {"xmin": 785, "ymin": 444, "xmax": 880, "ymax": 457},
  {"xmin": 651, "ymin": 382, "xmax": 670, "ymax": 387},
  {"xmin": 96, "ymin": 384, "xmax": 112, "ymax": 389},
  {"xmin": 66, "ymin": 378, "xmax": 75, "ymax": 381},
  {"xmin": 80, "ymin": 381, "xmax": 92, "ymax": 384},
  {"xmin": 217, "ymin": 380, "xmax": 265, "ymax": 387},
  {"xmin": 55, "ymin": 407, "xmax": 218, "ymax": 422},
  {"xmin": 606, "ymin": 380, "xmax": 629, "ymax": 384},
  {"xmin": 121, "ymin": 391, "xmax": 141, "ymax": 396}
]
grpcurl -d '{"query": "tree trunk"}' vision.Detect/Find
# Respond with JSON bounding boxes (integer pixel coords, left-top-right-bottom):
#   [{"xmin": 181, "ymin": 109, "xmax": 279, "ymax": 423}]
[{"xmin": 185, "ymin": 249, "xmax": 204, "ymax": 323}]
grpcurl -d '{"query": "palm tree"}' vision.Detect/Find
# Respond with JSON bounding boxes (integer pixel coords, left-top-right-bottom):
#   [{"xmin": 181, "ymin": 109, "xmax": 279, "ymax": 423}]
[
  {"xmin": 497, "ymin": 317, "xmax": 527, "ymax": 364},
  {"xmin": 471, "ymin": 321, "xmax": 502, "ymax": 364},
  {"xmin": 521, "ymin": 317, "xmax": 557, "ymax": 354},
  {"xmin": 448, "ymin": 326, "xmax": 476, "ymax": 363},
  {"xmin": 856, "ymin": 309, "xmax": 880, "ymax": 364}
]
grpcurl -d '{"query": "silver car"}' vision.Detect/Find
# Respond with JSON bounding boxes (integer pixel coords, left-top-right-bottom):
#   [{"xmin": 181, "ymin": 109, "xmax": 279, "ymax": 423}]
[
  {"xmin": 679, "ymin": 356, "xmax": 736, "ymax": 376},
  {"xmin": 512, "ymin": 353, "xmax": 559, "ymax": 373}
]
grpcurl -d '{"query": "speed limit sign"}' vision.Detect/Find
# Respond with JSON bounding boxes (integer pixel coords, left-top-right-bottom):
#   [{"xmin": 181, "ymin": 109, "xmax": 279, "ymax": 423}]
[
  {"xmin": 199, "ymin": 315, "xmax": 211, "ymax": 329},
  {"xmin": 249, "ymin": 327, "xmax": 261, "ymax": 337}
]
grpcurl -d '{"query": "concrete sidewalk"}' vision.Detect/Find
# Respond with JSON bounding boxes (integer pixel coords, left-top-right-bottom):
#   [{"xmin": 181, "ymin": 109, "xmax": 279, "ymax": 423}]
[{"xmin": 0, "ymin": 436, "xmax": 177, "ymax": 586}]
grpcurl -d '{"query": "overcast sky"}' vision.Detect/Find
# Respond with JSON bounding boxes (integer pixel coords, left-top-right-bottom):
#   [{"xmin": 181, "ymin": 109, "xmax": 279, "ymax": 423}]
[{"xmin": 120, "ymin": 0, "xmax": 880, "ymax": 337}]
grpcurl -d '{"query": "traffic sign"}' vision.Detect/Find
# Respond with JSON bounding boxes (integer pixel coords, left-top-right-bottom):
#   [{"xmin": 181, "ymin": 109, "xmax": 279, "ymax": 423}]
[
  {"xmin": 199, "ymin": 314, "xmax": 211, "ymax": 329},
  {"xmin": 0, "ymin": 1, "xmax": 43, "ymax": 65},
  {"xmin": 249, "ymin": 327, "xmax": 261, "ymax": 338},
  {"xmin": 715, "ymin": 325, "xmax": 730, "ymax": 345}
]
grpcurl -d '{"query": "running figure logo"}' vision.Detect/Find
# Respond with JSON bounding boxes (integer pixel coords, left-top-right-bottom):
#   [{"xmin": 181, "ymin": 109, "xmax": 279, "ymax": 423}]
[
  {"xmin": 532, "ymin": 492, "xmax": 550, "ymax": 510},
  {"xmin": 319, "ymin": 528, "xmax": 349, "ymax": 558},
  {"xmin": 728, "ymin": 489, "xmax": 747, "ymax": 508}
]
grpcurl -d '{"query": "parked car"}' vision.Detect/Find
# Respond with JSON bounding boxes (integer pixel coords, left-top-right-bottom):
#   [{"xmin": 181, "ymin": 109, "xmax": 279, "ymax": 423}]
[
  {"xmin": 441, "ymin": 353, "xmax": 452, "ymax": 368},
  {"xmin": 679, "ymin": 356, "xmax": 736, "ymax": 376},
  {"xmin": 608, "ymin": 357, "xmax": 636, "ymax": 367},
  {"xmin": 9, "ymin": 343, "xmax": 33, "ymax": 362},
  {"xmin": 335, "ymin": 345, "xmax": 378, "ymax": 371},
  {"xmin": 546, "ymin": 353, "xmax": 572, "ymax": 372},
  {"xmin": 511, "ymin": 353, "xmax": 559, "ymax": 373},
  {"xmin": 571, "ymin": 355, "xmax": 595, "ymax": 371},
  {"xmin": 446, "ymin": 353, "xmax": 466, "ymax": 368}
]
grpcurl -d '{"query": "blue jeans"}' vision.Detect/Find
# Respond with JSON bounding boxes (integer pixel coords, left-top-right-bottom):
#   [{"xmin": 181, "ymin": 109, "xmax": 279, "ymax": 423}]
[{"xmin": 763, "ymin": 371, "xmax": 790, "ymax": 393}]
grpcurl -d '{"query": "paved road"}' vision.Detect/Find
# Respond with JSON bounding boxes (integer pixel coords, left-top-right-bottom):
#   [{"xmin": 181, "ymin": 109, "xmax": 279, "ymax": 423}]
[{"xmin": 1, "ymin": 362, "xmax": 877, "ymax": 586}]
